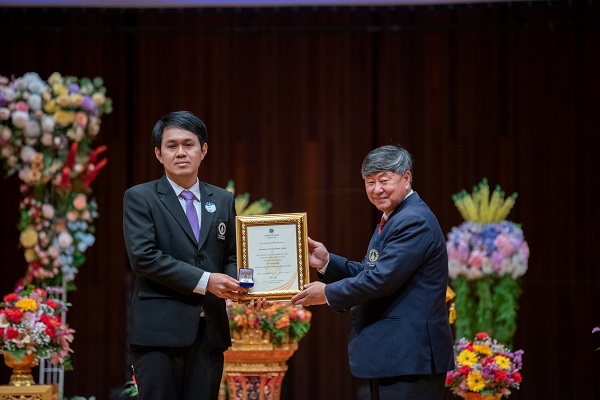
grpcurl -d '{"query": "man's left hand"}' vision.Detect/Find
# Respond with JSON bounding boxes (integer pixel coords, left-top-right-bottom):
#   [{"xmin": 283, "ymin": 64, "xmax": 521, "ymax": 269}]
[{"xmin": 290, "ymin": 282, "xmax": 327, "ymax": 306}]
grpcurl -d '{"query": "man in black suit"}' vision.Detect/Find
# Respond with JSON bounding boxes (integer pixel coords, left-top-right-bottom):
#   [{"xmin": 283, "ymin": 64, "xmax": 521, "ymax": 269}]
[{"xmin": 123, "ymin": 111, "xmax": 249, "ymax": 400}]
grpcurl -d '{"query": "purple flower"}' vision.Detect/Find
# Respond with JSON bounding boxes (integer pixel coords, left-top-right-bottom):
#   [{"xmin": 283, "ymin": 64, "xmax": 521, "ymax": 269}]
[
  {"xmin": 593, "ymin": 327, "xmax": 600, "ymax": 334},
  {"xmin": 68, "ymin": 83, "xmax": 80, "ymax": 94},
  {"xmin": 81, "ymin": 96, "xmax": 94, "ymax": 110}
]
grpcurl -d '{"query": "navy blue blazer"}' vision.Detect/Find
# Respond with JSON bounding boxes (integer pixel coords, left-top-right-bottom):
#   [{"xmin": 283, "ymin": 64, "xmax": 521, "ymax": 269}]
[
  {"xmin": 123, "ymin": 175, "xmax": 237, "ymax": 351},
  {"xmin": 323, "ymin": 192, "xmax": 454, "ymax": 378}
]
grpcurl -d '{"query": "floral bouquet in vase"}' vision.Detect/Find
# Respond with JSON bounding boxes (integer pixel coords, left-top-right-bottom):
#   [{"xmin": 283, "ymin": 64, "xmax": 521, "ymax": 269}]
[
  {"xmin": 447, "ymin": 179, "xmax": 529, "ymax": 345},
  {"xmin": 0, "ymin": 286, "xmax": 74, "ymax": 366},
  {"xmin": 445, "ymin": 332, "xmax": 523, "ymax": 399}
]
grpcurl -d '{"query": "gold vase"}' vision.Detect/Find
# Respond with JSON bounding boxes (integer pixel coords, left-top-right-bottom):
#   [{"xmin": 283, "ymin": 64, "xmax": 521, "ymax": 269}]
[
  {"xmin": 222, "ymin": 329, "xmax": 298, "ymax": 400},
  {"xmin": 3, "ymin": 351, "xmax": 38, "ymax": 386},
  {"xmin": 462, "ymin": 392, "xmax": 503, "ymax": 400}
]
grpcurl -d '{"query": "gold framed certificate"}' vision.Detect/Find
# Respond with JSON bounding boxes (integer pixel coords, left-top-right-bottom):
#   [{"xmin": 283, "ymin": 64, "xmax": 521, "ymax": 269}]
[{"xmin": 235, "ymin": 212, "xmax": 310, "ymax": 301}]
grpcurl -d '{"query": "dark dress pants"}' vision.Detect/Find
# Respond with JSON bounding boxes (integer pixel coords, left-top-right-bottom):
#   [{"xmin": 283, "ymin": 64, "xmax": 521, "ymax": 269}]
[
  {"xmin": 131, "ymin": 318, "xmax": 224, "ymax": 400},
  {"xmin": 369, "ymin": 373, "xmax": 446, "ymax": 400}
]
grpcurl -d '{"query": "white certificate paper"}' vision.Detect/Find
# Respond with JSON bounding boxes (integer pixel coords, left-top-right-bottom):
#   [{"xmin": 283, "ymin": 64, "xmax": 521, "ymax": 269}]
[{"xmin": 247, "ymin": 224, "xmax": 298, "ymax": 292}]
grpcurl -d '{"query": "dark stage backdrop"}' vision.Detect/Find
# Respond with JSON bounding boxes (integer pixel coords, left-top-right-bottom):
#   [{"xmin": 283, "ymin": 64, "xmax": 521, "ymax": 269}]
[{"xmin": 1, "ymin": 2, "xmax": 599, "ymax": 399}]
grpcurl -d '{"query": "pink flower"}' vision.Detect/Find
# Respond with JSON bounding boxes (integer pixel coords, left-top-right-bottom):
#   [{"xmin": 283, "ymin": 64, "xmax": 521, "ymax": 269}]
[{"xmin": 467, "ymin": 250, "xmax": 484, "ymax": 269}]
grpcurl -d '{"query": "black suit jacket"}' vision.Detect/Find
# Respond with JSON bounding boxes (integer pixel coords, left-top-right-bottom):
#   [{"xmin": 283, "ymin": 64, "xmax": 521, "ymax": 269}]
[{"xmin": 123, "ymin": 175, "xmax": 237, "ymax": 351}]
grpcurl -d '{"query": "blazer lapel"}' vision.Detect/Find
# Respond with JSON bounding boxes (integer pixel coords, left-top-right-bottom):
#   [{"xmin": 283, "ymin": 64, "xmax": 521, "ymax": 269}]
[
  {"xmin": 157, "ymin": 175, "xmax": 198, "ymax": 244},
  {"xmin": 198, "ymin": 182, "xmax": 215, "ymax": 249}
]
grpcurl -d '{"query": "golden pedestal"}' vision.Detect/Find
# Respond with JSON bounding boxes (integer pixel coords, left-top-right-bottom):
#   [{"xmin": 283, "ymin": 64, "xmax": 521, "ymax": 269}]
[
  {"xmin": 222, "ymin": 331, "xmax": 298, "ymax": 400},
  {"xmin": 0, "ymin": 384, "xmax": 59, "ymax": 400}
]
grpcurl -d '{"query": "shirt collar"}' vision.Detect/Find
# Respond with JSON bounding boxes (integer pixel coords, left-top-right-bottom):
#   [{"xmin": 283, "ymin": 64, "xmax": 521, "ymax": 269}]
[
  {"xmin": 383, "ymin": 189, "xmax": 414, "ymax": 219},
  {"xmin": 166, "ymin": 176, "xmax": 201, "ymax": 201}
]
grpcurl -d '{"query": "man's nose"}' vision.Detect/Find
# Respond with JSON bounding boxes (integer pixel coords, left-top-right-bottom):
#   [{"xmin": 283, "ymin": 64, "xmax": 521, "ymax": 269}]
[{"xmin": 176, "ymin": 145, "xmax": 186, "ymax": 156}]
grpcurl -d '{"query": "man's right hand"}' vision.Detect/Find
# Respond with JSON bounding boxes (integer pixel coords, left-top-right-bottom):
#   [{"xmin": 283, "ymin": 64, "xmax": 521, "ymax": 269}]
[{"xmin": 206, "ymin": 273, "xmax": 247, "ymax": 300}]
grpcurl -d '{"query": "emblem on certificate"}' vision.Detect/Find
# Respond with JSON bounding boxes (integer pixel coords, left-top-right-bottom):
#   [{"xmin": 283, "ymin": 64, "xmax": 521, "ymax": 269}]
[
  {"xmin": 235, "ymin": 213, "xmax": 310, "ymax": 301},
  {"xmin": 238, "ymin": 268, "xmax": 254, "ymax": 288}
]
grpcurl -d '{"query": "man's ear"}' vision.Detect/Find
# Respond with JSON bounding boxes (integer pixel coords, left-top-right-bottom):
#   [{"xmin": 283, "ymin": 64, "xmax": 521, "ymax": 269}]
[{"xmin": 155, "ymin": 147, "xmax": 163, "ymax": 164}]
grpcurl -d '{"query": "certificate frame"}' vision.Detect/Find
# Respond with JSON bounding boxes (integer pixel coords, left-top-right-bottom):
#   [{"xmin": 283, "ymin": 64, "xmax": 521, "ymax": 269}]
[{"xmin": 235, "ymin": 212, "xmax": 309, "ymax": 301}]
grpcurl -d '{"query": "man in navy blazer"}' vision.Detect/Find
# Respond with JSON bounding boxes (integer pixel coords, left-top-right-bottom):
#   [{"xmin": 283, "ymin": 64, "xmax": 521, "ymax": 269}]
[
  {"xmin": 292, "ymin": 145, "xmax": 454, "ymax": 399},
  {"xmin": 123, "ymin": 111, "xmax": 249, "ymax": 400}
]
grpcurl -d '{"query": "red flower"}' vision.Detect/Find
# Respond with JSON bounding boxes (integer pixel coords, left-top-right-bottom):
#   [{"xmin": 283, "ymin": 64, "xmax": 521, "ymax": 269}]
[
  {"xmin": 458, "ymin": 365, "xmax": 472, "ymax": 376},
  {"xmin": 445, "ymin": 375, "xmax": 454, "ymax": 385},
  {"xmin": 482, "ymin": 357, "xmax": 495, "ymax": 366},
  {"xmin": 475, "ymin": 332, "xmax": 489, "ymax": 339},
  {"xmin": 32, "ymin": 288, "xmax": 47, "ymax": 298},
  {"xmin": 512, "ymin": 371, "xmax": 522, "ymax": 383},
  {"xmin": 5, "ymin": 327, "xmax": 18, "ymax": 339},
  {"xmin": 6, "ymin": 308, "xmax": 23, "ymax": 323},
  {"xmin": 0, "ymin": 328, "xmax": 4, "ymax": 337},
  {"xmin": 3, "ymin": 293, "xmax": 18, "ymax": 303},
  {"xmin": 45, "ymin": 299, "xmax": 58, "ymax": 309},
  {"xmin": 46, "ymin": 326, "xmax": 56, "ymax": 338},
  {"xmin": 494, "ymin": 370, "xmax": 508, "ymax": 381}
]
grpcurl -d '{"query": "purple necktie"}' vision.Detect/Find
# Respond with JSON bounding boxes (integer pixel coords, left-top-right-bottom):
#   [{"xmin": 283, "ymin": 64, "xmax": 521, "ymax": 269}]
[{"xmin": 180, "ymin": 190, "xmax": 199, "ymax": 241}]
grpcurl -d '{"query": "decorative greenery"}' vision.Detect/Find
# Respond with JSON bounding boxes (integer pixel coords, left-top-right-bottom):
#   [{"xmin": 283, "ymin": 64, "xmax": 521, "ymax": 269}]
[
  {"xmin": 226, "ymin": 180, "xmax": 272, "ymax": 216},
  {"xmin": 0, "ymin": 72, "xmax": 112, "ymax": 287},
  {"xmin": 0, "ymin": 285, "xmax": 74, "ymax": 366},
  {"xmin": 445, "ymin": 332, "xmax": 523, "ymax": 398},
  {"xmin": 447, "ymin": 179, "xmax": 528, "ymax": 346}
]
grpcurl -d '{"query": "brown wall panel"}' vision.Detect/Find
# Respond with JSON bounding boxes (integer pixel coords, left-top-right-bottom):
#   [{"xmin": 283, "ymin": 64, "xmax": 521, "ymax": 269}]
[{"xmin": 1, "ymin": 2, "xmax": 599, "ymax": 399}]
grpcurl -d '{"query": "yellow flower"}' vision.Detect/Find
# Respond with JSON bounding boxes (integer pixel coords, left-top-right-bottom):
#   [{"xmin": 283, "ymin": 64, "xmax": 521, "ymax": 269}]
[
  {"xmin": 53, "ymin": 83, "xmax": 68, "ymax": 96},
  {"xmin": 48, "ymin": 72, "xmax": 62, "ymax": 85},
  {"xmin": 456, "ymin": 350, "xmax": 478, "ymax": 366},
  {"xmin": 15, "ymin": 298, "xmax": 38, "ymax": 312},
  {"xmin": 69, "ymin": 93, "xmax": 84, "ymax": 107},
  {"xmin": 56, "ymin": 94, "xmax": 70, "ymax": 108},
  {"xmin": 54, "ymin": 110, "xmax": 75, "ymax": 126},
  {"xmin": 24, "ymin": 248, "xmax": 38, "ymax": 262},
  {"xmin": 92, "ymin": 92, "xmax": 106, "ymax": 106},
  {"xmin": 44, "ymin": 99, "xmax": 57, "ymax": 114},
  {"xmin": 467, "ymin": 371, "xmax": 486, "ymax": 392},
  {"xmin": 473, "ymin": 344, "xmax": 492, "ymax": 356},
  {"xmin": 494, "ymin": 355, "xmax": 511, "ymax": 370},
  {"xmin": 19, "ymin": 227, "xmax": 38, "ymax": 248}
]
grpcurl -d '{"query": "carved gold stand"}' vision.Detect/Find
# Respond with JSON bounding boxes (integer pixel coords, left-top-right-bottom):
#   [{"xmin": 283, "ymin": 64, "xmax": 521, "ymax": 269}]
[
  {"xmin": 0, "ymin": 384, "xmax": 59, "ymax": 400},
  {"xmin": 221, "ymin": 330, "xmax": 298, "ymax": 400}
]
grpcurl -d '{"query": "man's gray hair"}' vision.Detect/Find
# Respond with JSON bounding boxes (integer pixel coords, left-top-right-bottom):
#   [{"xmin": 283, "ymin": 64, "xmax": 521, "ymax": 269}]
[{"xmin": 361, "ymin": 145, "xmax": 413, "ymax": 182}]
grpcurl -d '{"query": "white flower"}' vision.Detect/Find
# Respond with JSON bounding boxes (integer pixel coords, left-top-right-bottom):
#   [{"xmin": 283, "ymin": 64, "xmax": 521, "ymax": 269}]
[
  {"xmin": 41, "ymin": 115, "xmax": 55, "ymax": 133},
  {"xmin": 11, "ymin": 110, "xmax": 29, "ymax": 129},
  {"xmin": 0, "ymin": 126, "xmax": 12, "ymax": 141},
  {"xmin": 41, "ymin": 133, "xmax": 53, "ymax": 146},
  {"xmin": 42, "ymin": 203, "xmax": 56, "ymax": 219},
  {"xmin": 1, "ymin": 86, "xmax": 16, "ymax": 102},
  {"xmin": 20, "ymin": 146, "xmax": 37, "ymax": 162},
  {"xmin": 18, "ymin": 167, "xmax": 34, "ymax": 183},
  {"xmin": 24, "ymin": 120, "xmax": 41, "ymax": 138},
  {"xmin": 0, "ymin": 107, "xmax": 10, "ymax": 120},
  {"xmin": 58, "ymin": 231, "xmax": 73, "ymax": 248},
  {"xmin": 47, "ymin": 246, "xmax": 60, "ymax": 258},
  {"xmin": 27, "ymin": 93, "xmax": 42, "ymax": 111}
]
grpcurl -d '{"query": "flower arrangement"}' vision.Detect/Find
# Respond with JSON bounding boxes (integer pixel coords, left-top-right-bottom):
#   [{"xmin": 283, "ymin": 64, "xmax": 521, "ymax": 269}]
[
  {"xmin": 0, "ymin": 72, "xmax": 112, "ymax": 287},
  {"xmin": 0, "ymin": 286, "xmax": 74, "ymax": 366},
  {"xmin": 447, "ymin": 179, "xmax": 529, "ymax": 345},
  {"xmin": 227, "ymin": 300, "xmax": 312, "ymax": 346},
  {"xmin": 445, "ymin": 332, "xmax": 523, "ymax": 398}
]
